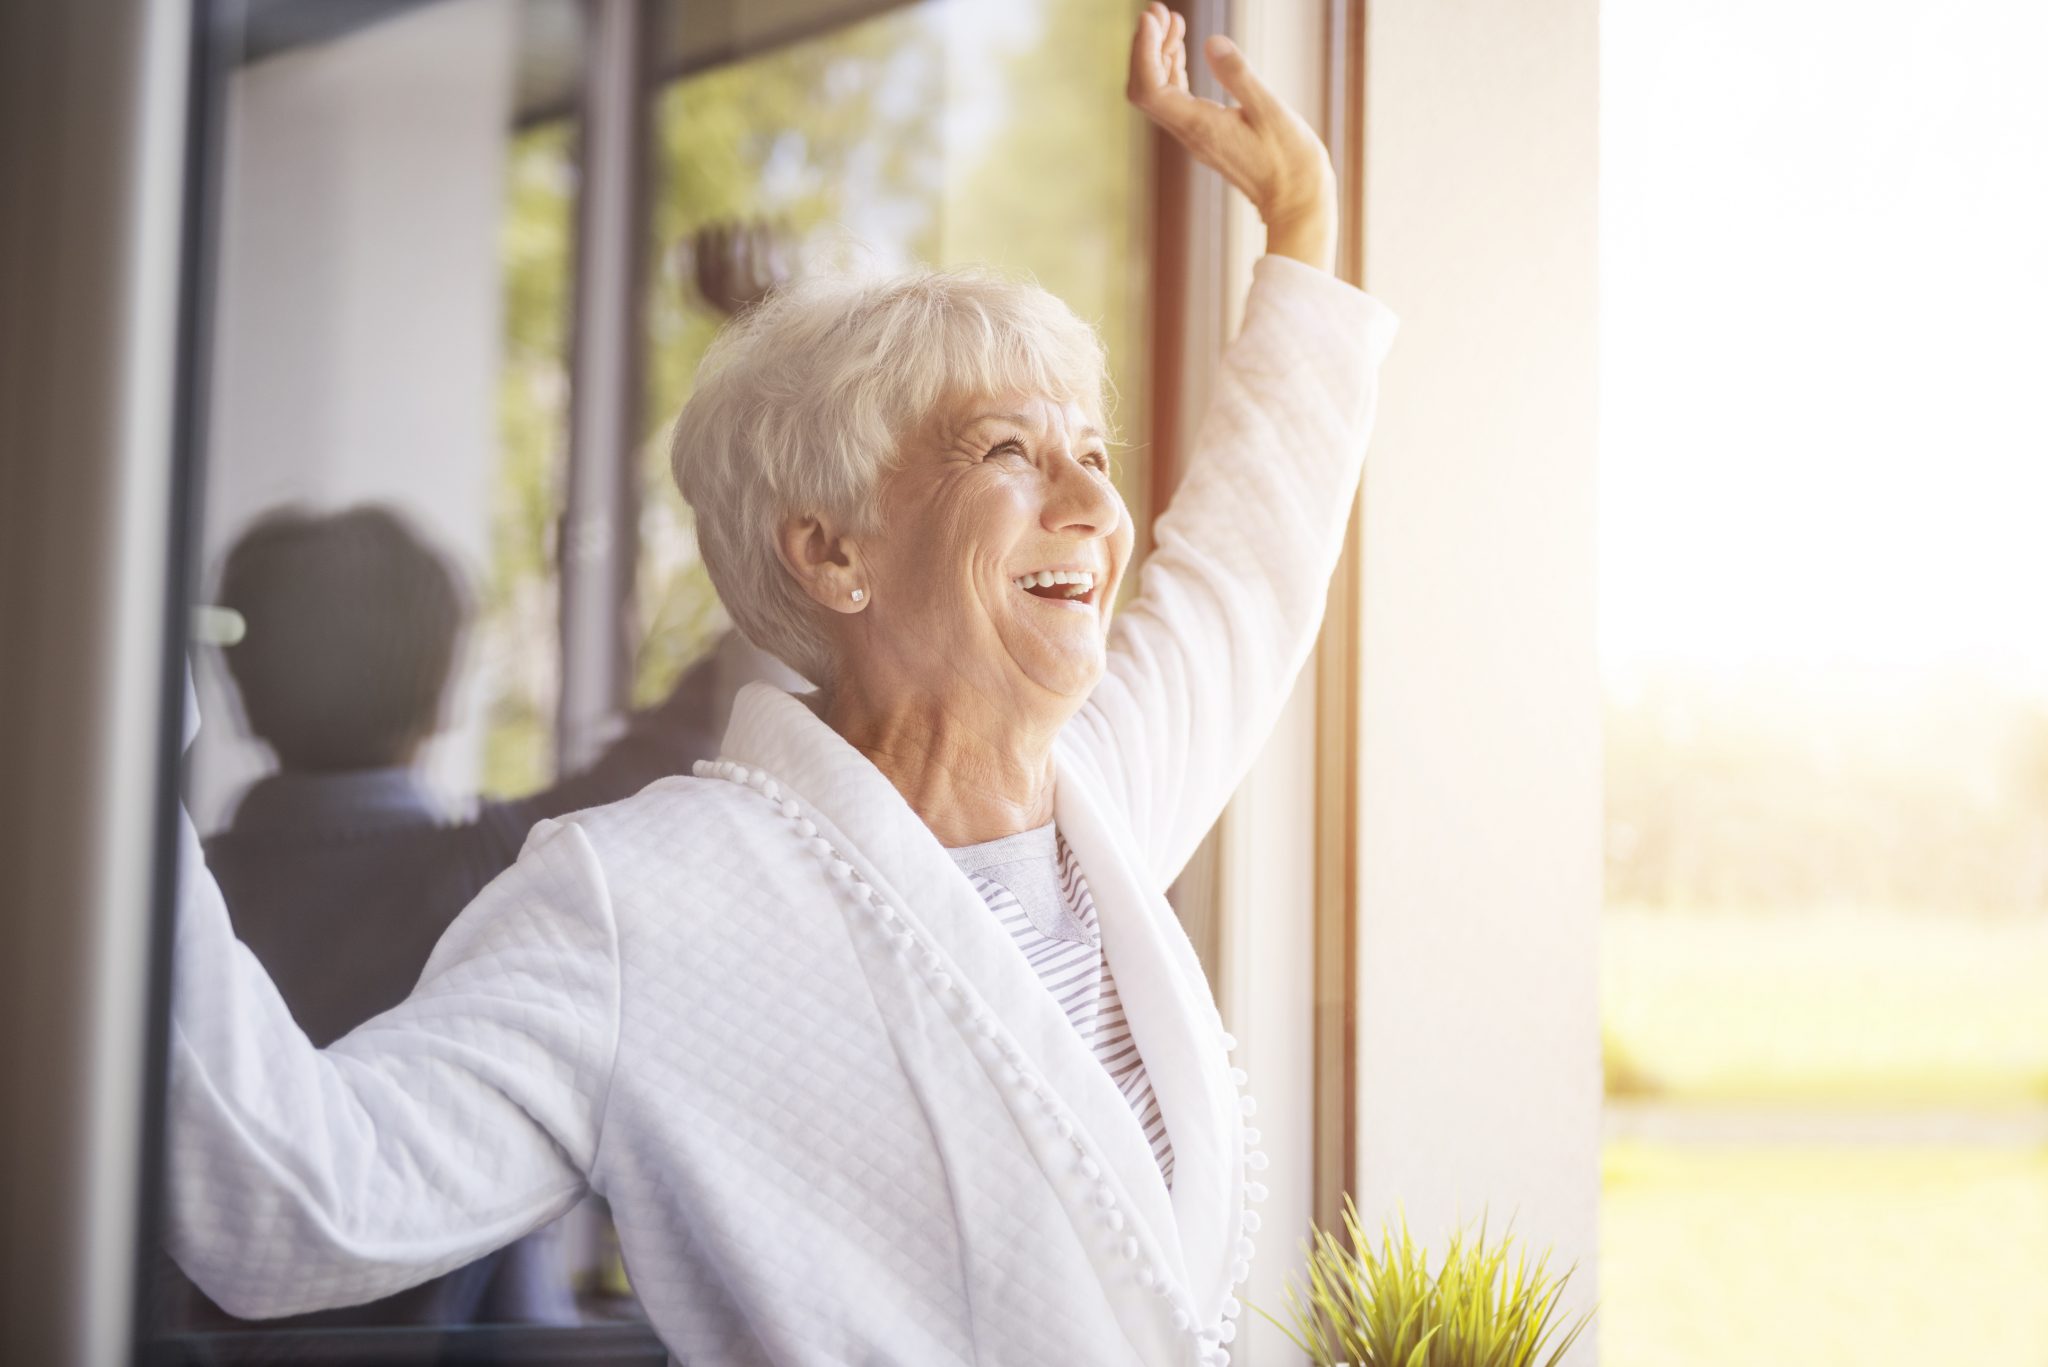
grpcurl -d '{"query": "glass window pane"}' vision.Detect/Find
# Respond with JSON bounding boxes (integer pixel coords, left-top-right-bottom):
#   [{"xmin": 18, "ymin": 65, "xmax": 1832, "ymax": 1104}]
[
  {"xmin": 149, "ymin": 1, "xmax": 665, "ymax": 1357},
  {"xmin": 149, "ymin": 1, "xmax": 1154, "ymax": 1360}
]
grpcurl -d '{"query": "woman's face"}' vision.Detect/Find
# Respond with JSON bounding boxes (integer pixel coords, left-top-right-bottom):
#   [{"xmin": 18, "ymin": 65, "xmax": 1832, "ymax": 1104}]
[{"xmin": 853, "ymin": 390, "xmax": 1133, "ymax": 711}]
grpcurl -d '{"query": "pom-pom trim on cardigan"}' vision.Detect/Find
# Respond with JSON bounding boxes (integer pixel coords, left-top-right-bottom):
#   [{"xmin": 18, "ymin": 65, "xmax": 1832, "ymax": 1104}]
[{"xmin": 693, "ymin": 754, "xmax": 1264, "ymax": 1362}]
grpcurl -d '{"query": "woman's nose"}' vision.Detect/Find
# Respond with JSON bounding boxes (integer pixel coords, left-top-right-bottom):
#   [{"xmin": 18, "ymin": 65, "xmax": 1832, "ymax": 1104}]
[{"xmin": 1041, "ymin": 452, "xmax": 1122, "ymax": 538}]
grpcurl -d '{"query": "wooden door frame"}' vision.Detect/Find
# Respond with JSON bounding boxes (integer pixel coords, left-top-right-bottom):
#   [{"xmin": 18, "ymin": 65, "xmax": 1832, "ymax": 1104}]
[{"xmin": 1141, "ymin": 0, "xmax": 1371, "ymax": 1246}]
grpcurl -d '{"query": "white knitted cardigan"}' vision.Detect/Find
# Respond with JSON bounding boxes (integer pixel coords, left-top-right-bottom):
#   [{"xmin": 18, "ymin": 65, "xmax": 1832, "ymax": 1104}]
[{"xmin": 166, "ymin": 255, "xmax": 1399, "ymax": 1366}]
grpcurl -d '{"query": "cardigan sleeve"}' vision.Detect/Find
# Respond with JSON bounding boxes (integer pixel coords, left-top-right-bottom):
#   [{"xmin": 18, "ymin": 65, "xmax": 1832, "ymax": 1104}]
[
  {"xmin": 164, "ymin": 806, "xmax": 620, "ymax": 1319},
  {"xmin": 1063, "ymin": 255, "xmax": 1399, "ymax": 885}
]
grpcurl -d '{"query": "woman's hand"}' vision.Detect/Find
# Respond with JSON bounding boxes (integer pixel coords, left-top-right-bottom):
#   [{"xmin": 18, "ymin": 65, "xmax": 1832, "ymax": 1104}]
[{"xmin": 1125, "ymin": 2, "xmax": 1338, "ymax": 271}]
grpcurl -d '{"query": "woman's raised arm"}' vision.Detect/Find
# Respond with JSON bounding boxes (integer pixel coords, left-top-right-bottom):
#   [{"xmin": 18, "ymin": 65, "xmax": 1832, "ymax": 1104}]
[
  {"xmin": 165, "ymin": 796, "xmax": 620, "ymax": 1317},
  {"xmin": 1124, "ymin": 2, "xmax": 1338, "ymax": 272},
  {"xmin": 1059, "ymin": 10, "xmax": 1399, "ymax": 883}
]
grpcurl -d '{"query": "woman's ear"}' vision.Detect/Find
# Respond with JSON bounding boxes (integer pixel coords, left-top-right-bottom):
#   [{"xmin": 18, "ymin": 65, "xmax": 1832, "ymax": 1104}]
[{"xmin": 775, "ymin": 514, "xmax": 868, "ymax": 614}]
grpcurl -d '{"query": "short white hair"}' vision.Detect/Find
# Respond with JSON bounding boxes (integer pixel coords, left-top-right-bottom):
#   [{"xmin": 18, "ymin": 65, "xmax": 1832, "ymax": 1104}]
[{"xmin": 670, "ymin": 267, "xmax": 1111, "ymax": 684}]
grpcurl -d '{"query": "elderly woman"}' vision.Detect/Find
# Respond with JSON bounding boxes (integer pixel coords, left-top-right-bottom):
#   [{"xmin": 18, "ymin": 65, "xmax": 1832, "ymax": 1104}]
[{"xmin": 167, "ymin": 9, "xmax": 1398, "ymax": 1365}]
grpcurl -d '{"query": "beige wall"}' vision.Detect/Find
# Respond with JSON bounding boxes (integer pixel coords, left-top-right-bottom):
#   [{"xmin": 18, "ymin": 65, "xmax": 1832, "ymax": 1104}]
[{"xmin": 1356, "ymin": 0, "xmax": 1604, "ymax": 1357}]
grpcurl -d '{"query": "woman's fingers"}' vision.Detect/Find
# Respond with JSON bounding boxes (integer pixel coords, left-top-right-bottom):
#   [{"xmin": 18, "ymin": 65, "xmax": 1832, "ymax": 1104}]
[
  {"xmin": 1123, "ymin": 8, "xmax": 1335, "ymax": 262},
  {"xmin": 1201, "ymin": 33, "xmax": 1279, "ymax": 122},
  {"xmin": 1128, "ymin": 8, "xmax": 1227, "ymax": 155},
  {"xmin": 1126, "ymin": 4, "xmax": 1185, "ymax": 106}
]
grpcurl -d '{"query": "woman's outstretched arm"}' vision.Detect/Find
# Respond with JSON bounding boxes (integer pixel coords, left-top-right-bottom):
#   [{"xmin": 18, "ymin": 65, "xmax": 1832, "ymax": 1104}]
[
  {"xmin": 165, "ymin": 793, "xmax": 620, "ymax": 1318},
  {"xmin": 1062, "ymin": 9, "xmax": 1399, "ymax": 883}
]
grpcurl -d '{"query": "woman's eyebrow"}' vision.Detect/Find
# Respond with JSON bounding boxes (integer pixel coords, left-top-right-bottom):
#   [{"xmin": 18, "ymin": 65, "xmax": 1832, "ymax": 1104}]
[{"xmin": 966, "ymin": 412, "xmax": 1106, "ymax": 442}]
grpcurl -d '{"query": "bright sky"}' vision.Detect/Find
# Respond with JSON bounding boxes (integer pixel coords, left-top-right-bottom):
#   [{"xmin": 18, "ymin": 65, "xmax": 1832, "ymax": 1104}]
[{"xmin": 1600, "ymin": 0, "xmax": 2048, "ymax": 685}]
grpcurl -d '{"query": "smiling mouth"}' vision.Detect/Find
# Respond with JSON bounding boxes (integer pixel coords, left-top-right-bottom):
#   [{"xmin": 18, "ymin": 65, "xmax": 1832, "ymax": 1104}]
[{"xmin": 1013, "ymin": 568, "xmax": 1099, "ymax": 607}]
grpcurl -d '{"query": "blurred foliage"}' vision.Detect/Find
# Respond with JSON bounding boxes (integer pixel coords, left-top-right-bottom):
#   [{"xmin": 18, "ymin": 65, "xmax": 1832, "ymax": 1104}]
[
  {"xmin": 1600, "ymin": 1023, "xmax": 1661, "ymax": 1101},
  {"xmin": 1602, "ymin": 1144, "xmax": 2048, "ymax": 1366},
  {"xmin": 634, "ymin": 6, "xmax": 940, "ymax": 704},
  {"xmin": 1603, "ymin": 663, "xmax": 2048, "ymax": 1103},
  {"xmin": 937, "ymin": 0, "xmax": 1149, "ymax": 473},
  {"xmin": 1605, "ymin": 664, "xmax": 2048, "ymax": 917},
  {"xmin": 482, "ymin": 119, "xmax": 576, "ymax": 798},
  {"xmin": 1605, "ymin": 906, "xmax": 2048, "ymax": 1103}
]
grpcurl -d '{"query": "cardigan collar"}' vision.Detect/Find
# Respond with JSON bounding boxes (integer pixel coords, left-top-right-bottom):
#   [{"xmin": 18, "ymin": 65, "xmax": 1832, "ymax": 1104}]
[
  {"xmin": 714, "ymin": 682, "xmax": 1242, "ymax": 1326},
  {"xmin": 1052, "ymin": 757, "xmax": 1245, "ymax": 1325}
]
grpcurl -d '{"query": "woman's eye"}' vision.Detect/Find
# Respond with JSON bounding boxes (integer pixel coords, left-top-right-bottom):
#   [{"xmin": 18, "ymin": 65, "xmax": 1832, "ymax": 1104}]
[
  {"xmin": 984, "ymin": 438, "xmax": 1027, "ymax": 462},
  {"xmin": 1083, "ymin": 450, "xmax": 1110, "ymax": 471}
]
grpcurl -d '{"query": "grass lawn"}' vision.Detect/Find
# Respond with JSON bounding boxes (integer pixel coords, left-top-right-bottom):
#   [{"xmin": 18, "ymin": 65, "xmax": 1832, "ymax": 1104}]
[
  {"xmin": 1603, "ymin": 909, "xmax": 2048, "ymax": 1105},
  {"xmin": 1601, "ymin": 1144, "xmax": 2048, "ymax": 1366},
  {"xmin": 1601, "ymin": 911, "xmax": 2048, "ymax": 1364}
]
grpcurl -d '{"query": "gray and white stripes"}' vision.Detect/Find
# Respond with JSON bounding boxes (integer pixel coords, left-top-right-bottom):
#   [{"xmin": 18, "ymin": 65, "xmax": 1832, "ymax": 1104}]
[{"xmin": 947, "ymin": 824, "xmax": 1175, "ymax": 1186}]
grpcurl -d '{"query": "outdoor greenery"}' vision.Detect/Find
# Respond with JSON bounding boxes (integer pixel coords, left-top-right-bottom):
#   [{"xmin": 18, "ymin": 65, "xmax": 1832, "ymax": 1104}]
[
  {"xmin": 1603, "ymin": 665, "xmax": 2048, "ymax": 1364},
  {"xmin": 1602, "ymin": 667, "xmax": 2048, "ymax": 1358},
  {"xmin": 1605, "ymin": 904, "xmax": 2048, "ymax": 1104},
  {"xmin": 1605, "ymin": 663, "xmax": 2048, "ymax": 918},
  {"xmin": 1603, "ymin": 1144, "xmax": 2048, "ymax": 1364},
  {"xmin": 484, "ymin": 119, "xmax": 576, "ymax": 796},
  {"xmin": 1262, "ymin": 1199, "xmax": 1592, "ymax": 1367},
  {"xmin": 1601, "ymin": 661, "xmax": 2048, "ymax": 1108},
  {"xmin": 635, "ymin": 8, "xmax": 934, "ymax": 705}
]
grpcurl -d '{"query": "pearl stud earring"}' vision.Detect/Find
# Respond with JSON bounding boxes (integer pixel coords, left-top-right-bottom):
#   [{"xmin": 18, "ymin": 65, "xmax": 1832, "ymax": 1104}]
[{"xmin": 850, "ymin": 588, "xmax": 865, "ymax": 603}]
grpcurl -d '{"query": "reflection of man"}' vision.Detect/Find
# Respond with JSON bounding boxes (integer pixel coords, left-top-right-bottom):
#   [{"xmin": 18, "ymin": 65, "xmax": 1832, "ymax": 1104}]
[{"xmin": 178, "ymin": 504, "xmax": 746, "ymax": 1329}]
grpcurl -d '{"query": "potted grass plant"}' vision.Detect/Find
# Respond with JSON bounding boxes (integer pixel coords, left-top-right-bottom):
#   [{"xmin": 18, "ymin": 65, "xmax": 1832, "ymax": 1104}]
[{"xmin": 1258, "ymin": 1198, "xmax": 1593, "ymax": 1367}]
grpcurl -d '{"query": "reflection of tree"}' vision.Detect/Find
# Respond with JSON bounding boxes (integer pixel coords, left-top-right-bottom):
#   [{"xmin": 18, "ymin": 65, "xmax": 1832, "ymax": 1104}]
[
  {"xmin": 484, "ymin": 121, "xmax": 576, "ymax": 796},
  {"xmin": 1606, "ymin": 666, "xmax": 2048, "ymax": 918},
  {"xmin": 939, "ymin": 0, "xmax": 1147, "ymax": 486},
  {"xmin": 635, "ymin": 6, "xmax": 946, "ymax": 703}
]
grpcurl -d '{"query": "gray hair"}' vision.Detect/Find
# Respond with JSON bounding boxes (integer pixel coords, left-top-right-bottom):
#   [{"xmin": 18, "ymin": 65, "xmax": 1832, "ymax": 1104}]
[{"xmin": 670, "ymin": 266, "xmax": 1111, "ymax": 684}]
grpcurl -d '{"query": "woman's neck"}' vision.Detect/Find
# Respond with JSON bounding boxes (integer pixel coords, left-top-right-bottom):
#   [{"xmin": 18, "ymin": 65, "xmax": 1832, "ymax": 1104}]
[{"xmin": 822, "ymin": 680, "xmax": 1061, "ymax": 848}]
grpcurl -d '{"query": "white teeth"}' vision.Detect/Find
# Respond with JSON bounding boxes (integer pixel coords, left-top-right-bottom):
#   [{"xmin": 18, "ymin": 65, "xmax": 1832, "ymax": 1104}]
[{"xmin": 1013, "ymin": 569, "xmax": 1098, "ymax": 594}]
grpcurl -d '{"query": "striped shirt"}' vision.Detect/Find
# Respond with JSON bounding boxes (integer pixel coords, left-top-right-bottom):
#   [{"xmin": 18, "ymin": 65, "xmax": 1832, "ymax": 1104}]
[{"xmin": 947, "ymin": 823, "xmax": 1175, "ymax": 1187}]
